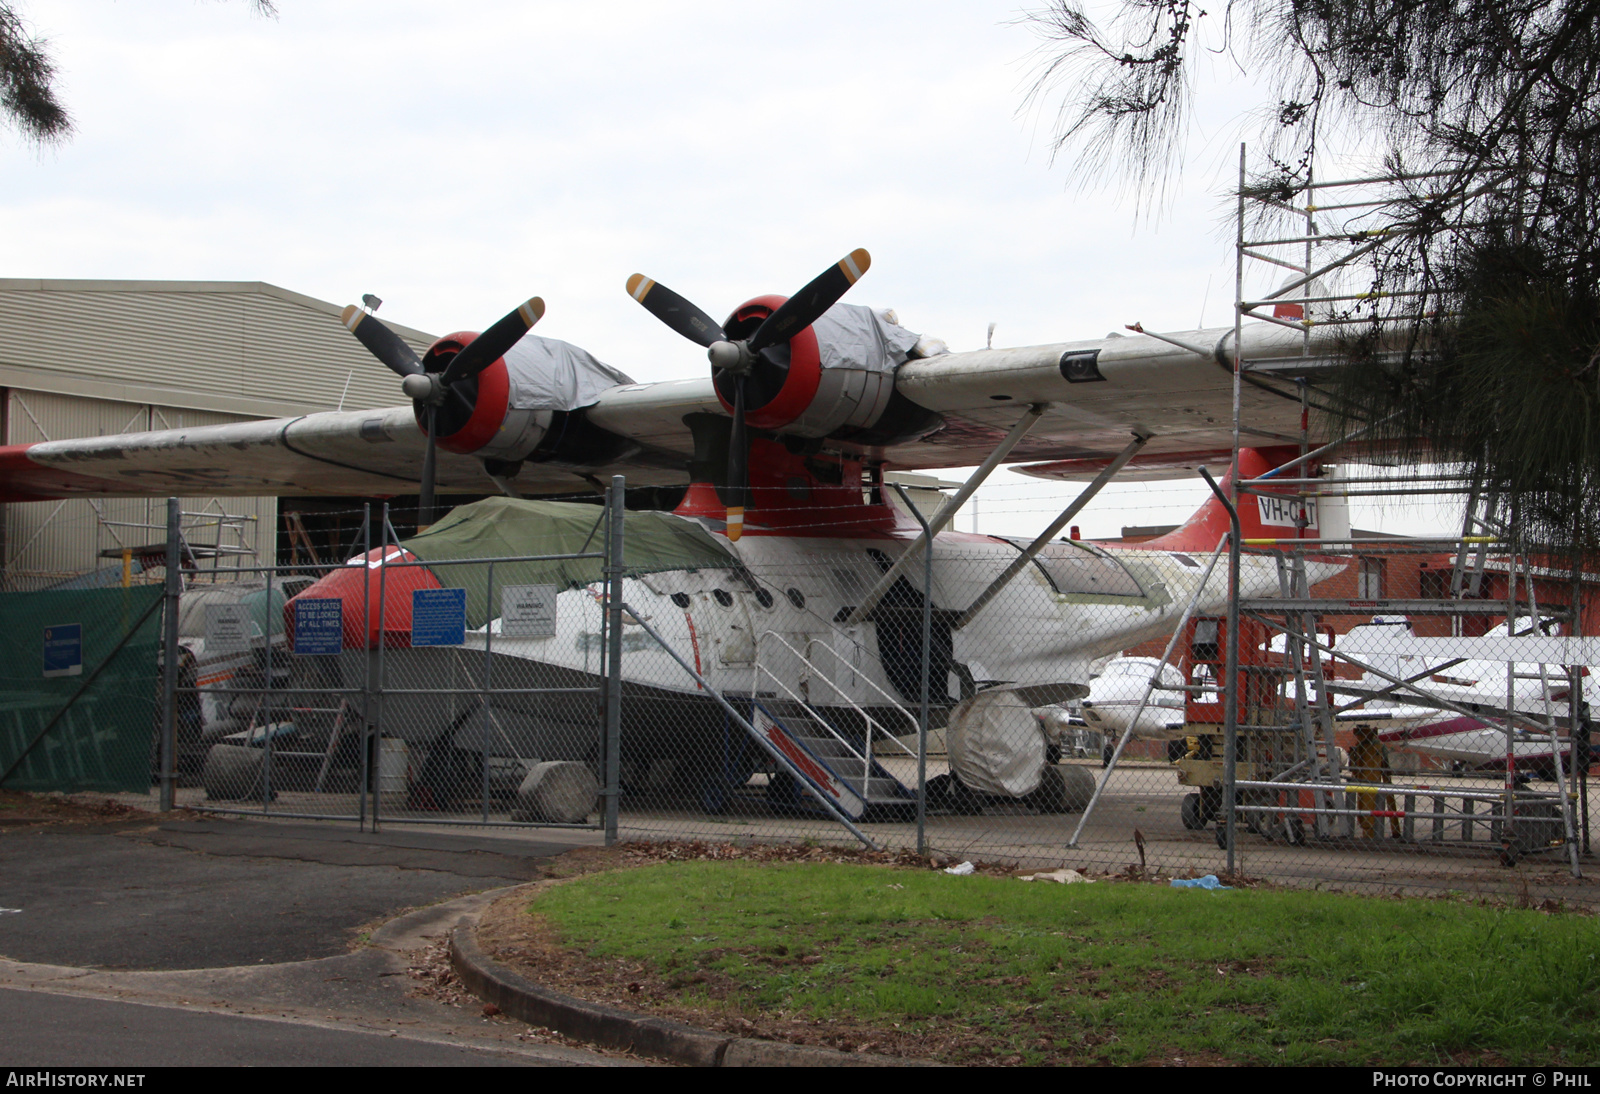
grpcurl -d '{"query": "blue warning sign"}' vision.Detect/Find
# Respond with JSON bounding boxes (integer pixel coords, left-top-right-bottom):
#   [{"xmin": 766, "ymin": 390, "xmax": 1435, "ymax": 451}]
[
  {"xmin": 43, "ymin": 623, "xmax": 82, "ymax": 679},
  {"xmin": 411, "ymin": 588, "xmax": 466, "ymax": 647},
  {"xmin": 294, "ymin": 598, "xmax": 344, "ymax": 656}
]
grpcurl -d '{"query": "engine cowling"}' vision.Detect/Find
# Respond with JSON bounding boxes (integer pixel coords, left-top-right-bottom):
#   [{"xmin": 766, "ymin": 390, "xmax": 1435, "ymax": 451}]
[
  {"xmin": 414, "ymin": 331, "xmax": 637, "ymax": 465},
  {"xmin": 714, "ymin": 297, "xmax": 940, "ymax": 444}
]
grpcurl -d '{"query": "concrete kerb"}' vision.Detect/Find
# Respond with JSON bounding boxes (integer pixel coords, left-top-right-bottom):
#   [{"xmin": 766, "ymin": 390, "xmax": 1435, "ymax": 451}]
[{"xmin": 448, "ymin": 922, "xmax": 924, "ymax": 1067}]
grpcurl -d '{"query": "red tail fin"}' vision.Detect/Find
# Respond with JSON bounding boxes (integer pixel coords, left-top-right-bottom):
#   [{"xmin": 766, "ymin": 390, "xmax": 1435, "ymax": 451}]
[{"xmin": 1139, "ymin": 446, "xmax": 1342, "ymax": 552}]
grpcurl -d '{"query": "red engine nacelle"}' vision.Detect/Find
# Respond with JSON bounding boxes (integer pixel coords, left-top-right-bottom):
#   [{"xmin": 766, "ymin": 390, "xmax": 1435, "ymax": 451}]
[
  {"xmin": 409, "ymin": 330, "xmax": 635, "ymax": 468},
  {"xmin": 715, "ymin": 297, "xmax": 825, "ymax": 432},
  {"xmin": 416, "ymin": 331, "xmax": 519, "ymax": 456},
  {"xmin": 713, "ymin": 296, "xmax": 924, "ymax": 441}
]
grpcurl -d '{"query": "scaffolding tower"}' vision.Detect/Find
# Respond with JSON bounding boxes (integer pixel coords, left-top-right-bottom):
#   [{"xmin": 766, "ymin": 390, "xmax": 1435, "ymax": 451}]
[{"xmin": 1078, "ymin": 148, "xmax": 1590, "ymax": 878}]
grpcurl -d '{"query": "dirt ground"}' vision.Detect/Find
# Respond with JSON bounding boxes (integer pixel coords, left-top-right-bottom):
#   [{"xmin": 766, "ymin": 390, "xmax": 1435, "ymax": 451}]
[{"xmin": 0, "ymin": 789, "xmax": 194, "ymax": 827}]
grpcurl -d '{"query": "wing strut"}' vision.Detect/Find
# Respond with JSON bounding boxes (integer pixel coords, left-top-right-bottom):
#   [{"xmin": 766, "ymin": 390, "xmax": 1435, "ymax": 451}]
[
  {"xmin": 954, "ymin": 431, "xmax": 1152, "ymax": 629},
  {"xmin": 844, "ymin": 403, "xmax": 1050, "ymax": 627}
]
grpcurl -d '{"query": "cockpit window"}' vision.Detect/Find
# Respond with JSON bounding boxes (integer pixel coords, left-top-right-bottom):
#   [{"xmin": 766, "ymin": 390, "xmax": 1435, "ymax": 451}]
[{"xmin": 995, "ymin": 538, "xmax": 1145, "ymax": 597}]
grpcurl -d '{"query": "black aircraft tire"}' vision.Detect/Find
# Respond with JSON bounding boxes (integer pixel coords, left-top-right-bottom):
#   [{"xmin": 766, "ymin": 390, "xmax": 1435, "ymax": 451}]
[
  {"xmin": 946, "ymin": 772, "xmax": 984, "ymax": 816},
  {"xmin": 201, "ymin": 743, "xmax": 264, "ymax": 802},
  {"xmin": 1180, "ymin": 792, "xmax": 1205, "ymax": 830},
  {"xmin": 1029, "ymin": 765, "xmax": 1096, "ymax": 814}
]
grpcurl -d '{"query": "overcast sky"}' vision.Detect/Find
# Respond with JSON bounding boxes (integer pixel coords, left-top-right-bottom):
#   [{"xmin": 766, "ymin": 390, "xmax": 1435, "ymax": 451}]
[{"xmin": 2, "ymin": 0, "xmax": 1456, "ymax": 537}]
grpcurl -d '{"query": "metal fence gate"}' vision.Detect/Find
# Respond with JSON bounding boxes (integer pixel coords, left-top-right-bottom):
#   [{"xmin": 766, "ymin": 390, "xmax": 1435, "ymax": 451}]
[{"xmin": 165, "ymin": 488, "xmax": 624, "ymax": 836}]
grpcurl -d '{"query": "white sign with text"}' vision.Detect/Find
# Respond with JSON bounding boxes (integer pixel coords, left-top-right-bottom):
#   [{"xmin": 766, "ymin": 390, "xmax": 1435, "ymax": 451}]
[{"xmin": 501, "ymin": 584, "xmax": 559, "ymax": 638}]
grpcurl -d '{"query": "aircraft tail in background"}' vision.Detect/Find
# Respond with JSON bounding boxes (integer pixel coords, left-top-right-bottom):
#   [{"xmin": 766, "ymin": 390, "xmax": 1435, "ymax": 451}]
[{"xmin": 1136, "ymin": 446, "xmax": 1351, "ymax": 553}]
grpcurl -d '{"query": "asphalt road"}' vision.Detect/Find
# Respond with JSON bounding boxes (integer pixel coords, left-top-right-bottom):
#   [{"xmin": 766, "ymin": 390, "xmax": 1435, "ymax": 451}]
[
  {"xmin": 0, "ymin": 988, "xmax": 548, "ymax": 1067},
  {"xmin": 0, "ymin": 816, "xmax": 634, "ymax": 1067},
  {"xmin": 0, "ymin": 818, "xmax": 571, "ymax": 969}
]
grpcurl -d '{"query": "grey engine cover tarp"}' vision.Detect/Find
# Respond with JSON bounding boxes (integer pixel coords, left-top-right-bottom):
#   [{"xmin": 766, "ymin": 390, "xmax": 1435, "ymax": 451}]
[
  {"xmin": 811, "ymin": 304, "xmax": 922, "ymax": 374},
  {"xmin": 945, "ymin": 689, "xmax": 1049, "ymax": 797},
  {"xmin": 502, "ymin": 336, "xmax": 635, "ymax": 411}
]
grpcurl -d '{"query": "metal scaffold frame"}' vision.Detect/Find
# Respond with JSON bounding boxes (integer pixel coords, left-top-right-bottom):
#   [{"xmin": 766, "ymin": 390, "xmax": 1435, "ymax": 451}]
[{"xmin": 1198, "ymin": 146, "xmax": 1591, "ymax": 877}]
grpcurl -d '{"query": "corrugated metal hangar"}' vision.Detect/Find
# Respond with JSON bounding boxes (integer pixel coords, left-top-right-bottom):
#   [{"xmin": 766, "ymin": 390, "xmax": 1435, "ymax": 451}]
[{"xmin": 0, "ymin": 279, "xmax": 435, "ymax": 590}]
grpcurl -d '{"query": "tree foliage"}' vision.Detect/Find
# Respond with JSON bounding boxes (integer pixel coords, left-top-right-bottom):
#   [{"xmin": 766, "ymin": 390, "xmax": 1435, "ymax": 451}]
[
  {"xmin": 0, "ymin": 4, "xmax": 68, "ymax": 142},
  {"xmin": 0, "ymin": 1, "xmax": 278, "ymax": 146},
  {"xmin": 1025, "ymin": 0, "xmax": 1600, "ymax": 559}
]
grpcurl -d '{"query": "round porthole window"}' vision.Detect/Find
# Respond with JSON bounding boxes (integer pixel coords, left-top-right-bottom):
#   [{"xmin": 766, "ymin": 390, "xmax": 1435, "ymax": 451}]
[
  {"xmin": 712, "ymin": 589, "xmax": 734, "ymax": 607},
  {"xmin": 754, "ymin": 588, "xmax": 774, "ymax": 609},
  {"xmin": 670, "ymin": 592, "xmax": 691, "ymax": 609},
  {"xmin": 786, "ymin": 587, "xmax": 805, "ymax": 610}
]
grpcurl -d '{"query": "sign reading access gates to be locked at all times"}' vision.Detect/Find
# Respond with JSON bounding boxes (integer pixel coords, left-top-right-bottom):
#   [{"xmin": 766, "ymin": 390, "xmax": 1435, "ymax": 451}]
[{"xmin": 293, "ymin": 598, "xmax": 344, "ymax": 655}]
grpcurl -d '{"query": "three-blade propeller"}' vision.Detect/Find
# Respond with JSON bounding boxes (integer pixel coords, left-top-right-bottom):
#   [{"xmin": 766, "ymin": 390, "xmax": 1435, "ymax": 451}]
[
  {"xmin": 624, "ymin": 249, "xmax": 871, "ymax": 540},
  {"xmin": 340, "ymin": 297, "xmax": 545, "ymax": 525}
]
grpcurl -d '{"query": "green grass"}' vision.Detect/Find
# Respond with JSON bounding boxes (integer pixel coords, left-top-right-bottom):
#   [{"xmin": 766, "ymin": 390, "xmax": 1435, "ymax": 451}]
[{"xmin": 527, "ymin": 862, "xmax": 1600, "ymax": 1065}]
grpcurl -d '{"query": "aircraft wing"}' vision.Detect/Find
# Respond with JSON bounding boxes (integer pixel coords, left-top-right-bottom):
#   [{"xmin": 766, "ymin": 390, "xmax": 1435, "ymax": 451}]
[
  {"xmin": 883, "ymin": 320, "xmax": 1331, "ymax": 474},
  {"xmin": 588, "ymin": 318, "xmax": 1345, "ymax": 472},
  {"xmin": 0, "ymin": 312, "xmax": 1343, "ymax": 503},
  {"xmin": 0, "ymin": 403, "xmax": 693, "ymax": 503}
]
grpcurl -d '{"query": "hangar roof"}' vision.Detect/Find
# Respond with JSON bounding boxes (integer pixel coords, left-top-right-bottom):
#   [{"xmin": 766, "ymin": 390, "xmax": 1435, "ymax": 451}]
[{"xmin": 0, "ymin": 279, "xmax": 435, "ymax": 420}]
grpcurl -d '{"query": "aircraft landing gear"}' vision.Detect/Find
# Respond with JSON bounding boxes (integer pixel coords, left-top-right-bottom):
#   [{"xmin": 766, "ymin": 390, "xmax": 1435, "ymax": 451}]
[
  {"xmin": 1181, "ymin": 792, "xmax": 1206, "ymax": 830},
  {"xmin": 765, "ymin": 770, "xmax": 803, "ymax": 810},
  {"xmin": 700, "ymin": 779, "xmax": 730, "ymax": 815}
]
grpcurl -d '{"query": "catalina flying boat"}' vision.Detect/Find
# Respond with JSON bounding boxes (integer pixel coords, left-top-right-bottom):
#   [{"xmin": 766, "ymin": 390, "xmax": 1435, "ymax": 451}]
[{"xmin": 0, "ymin": 250, "xmax": 1352, "ymax": 813}]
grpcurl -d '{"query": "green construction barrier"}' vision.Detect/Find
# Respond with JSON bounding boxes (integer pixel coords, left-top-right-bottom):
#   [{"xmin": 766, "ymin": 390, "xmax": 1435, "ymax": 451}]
[{"xmin": 0, "ymin": 585, "xmax": 164, "ymax": 794}]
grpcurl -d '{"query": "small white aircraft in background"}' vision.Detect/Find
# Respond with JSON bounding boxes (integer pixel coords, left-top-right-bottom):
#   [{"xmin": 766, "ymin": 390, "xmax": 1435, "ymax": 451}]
[
  {"xmin": 1080, "ymin": 656, "xmax": 1188, "ymax": 744},
  {"xmin": 1338, "ymin": 617, "xmax": 1593, "ymax": 774}
]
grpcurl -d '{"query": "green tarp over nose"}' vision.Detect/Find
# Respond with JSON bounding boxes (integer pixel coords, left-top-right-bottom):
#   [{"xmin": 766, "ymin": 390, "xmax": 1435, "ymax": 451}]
[{"xmin": 401, "ymin": 496, "xmax": 736, "ymax": 628}]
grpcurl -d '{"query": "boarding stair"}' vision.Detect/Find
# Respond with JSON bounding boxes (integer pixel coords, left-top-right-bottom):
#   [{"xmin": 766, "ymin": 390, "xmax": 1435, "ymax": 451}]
[
  {"xmin": 749, "ymin": 632, "xmax": 921, "ymax": 821},
  {"xmin": 751, "ymin": 700, "xmax": 915, "ymax": 820}
]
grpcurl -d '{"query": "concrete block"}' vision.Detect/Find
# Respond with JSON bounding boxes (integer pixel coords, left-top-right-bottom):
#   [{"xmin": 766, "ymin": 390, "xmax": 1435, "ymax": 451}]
[{"xmin": 511, "ymin": 761, "xmax": 598, "ymax": 823}]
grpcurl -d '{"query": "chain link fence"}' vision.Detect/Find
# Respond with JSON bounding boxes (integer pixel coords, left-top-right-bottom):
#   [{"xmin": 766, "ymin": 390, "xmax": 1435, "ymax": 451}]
[
  {"xmin": 604, "ymin": 527, "xmax": 1593, "ymax": 900},
  {"xmin": 168, "ymin": 495, "xmax": 625, "ymax": 834},
  {"xmin": 0, "ymin": 585, "xmax": 164, "ymax": 794},
  {"xmin": 7, "ymin": 476, "xmax": 1585, "ymax": 903}
]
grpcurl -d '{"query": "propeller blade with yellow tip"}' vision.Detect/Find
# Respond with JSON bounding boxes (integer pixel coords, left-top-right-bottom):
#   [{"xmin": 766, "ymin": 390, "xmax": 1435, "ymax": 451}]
[
  {"xmin": 747, "ymin": 247, "xmax": 871, "ymax": 353},
  {"xmin": 340, "ymin": 303, "xmax": 425, "ymax": 378},
  {"xmin": 440, "ymin": 297, "xmax": 545, "ymax": 385},
  {"xmin": 726, "ymin": 372, "xmax": 748, "ymax": 541},
  {"xmin": 624, "ymin": 273, "xmax": 727, "ymax": 348}
]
